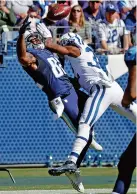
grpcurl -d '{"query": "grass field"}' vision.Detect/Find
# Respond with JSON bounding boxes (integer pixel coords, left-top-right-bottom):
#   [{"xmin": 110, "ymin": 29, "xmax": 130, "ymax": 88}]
[{"xmin": 0, "ymin": 167, "xmax": 136, "ymax": 194}]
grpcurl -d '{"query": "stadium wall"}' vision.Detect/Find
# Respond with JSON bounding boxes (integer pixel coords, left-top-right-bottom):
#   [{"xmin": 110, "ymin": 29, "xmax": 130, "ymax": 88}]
[{"xmin": 0, "ymin": 55, "xmax": 135, "ymax": 165}]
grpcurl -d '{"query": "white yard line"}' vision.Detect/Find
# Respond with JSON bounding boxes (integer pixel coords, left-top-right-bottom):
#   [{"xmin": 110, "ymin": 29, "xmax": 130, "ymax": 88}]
[{"xmin": 0, "ymin": 188, "xmax": 136, "ymax": 194}]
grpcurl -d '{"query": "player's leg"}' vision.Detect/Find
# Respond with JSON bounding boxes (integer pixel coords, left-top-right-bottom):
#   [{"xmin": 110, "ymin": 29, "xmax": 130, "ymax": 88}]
[
  {"xmin": 76, "ymin": 133, "xmax": 92, "ymax": 168},
  {"xmin": 69, "ymin": 84, "xmax": 112, "ymax": 164},
  {"xmin": 50, "ymin": 87, "xmax": 85, "ymax": 192},
  {"xmin": 61, "ymin": 88, "xmax": 103, "ymax": 151},
  {"xmin": 110, "ymin": 81, "xmax": 136, "ymax": 123},
  {"xmin": 48, "ymin": 88, "xmax": 95, "ymax": 193},
  {"xmin": 68, "ymin": 81, "xmax": 136, "ymax": 164},
  {"xmin": 112, "ymin": 133, "xmax": 136, "ymax": 194},
  {"xmin": 61, "ymin": 87, "xmax": 79, "ymax": 133},
  {"xmin": 62, "ymin": 88, "xmax": 94, "ymax": 193},
  {"xmin": 52, "ymin": 88, "xmax": 95, "ymax": 164},
  {"xmin": 64, "ymin": 133, "xmax": 92, "ymax": 193},
  {"xmin": 76, "ymin": 89, "xmax": 103, "ymax": 151},
  {"xmin": 49, "ymin": 82, "xmax": 123, "ymax": 175}
]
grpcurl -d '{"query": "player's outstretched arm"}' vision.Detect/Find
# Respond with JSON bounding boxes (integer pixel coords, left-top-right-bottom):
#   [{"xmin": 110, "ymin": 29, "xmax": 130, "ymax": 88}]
[
  {"xmin": 17, "ymin": 17, "xmax": 37, "ymax": 68},
  {"xmin": 122, "ymin": 65, "xmax": 136, "ymax": 107},
  {"xmin": 45, "ymin": 40, "xmax": 80, "ymax": 58},
  {"xmin": 17, "ymin": 33, "xmax": 36, "ymax": 68},
  {"xmin": 17, "ymin": 34, "xmax": 37, "ymax": 69},
  {"xmin": 17, "ymin": 34, "xmax": 27, "ymax": 64},
  {"xmin": 17, "ymin": 16, "xmax": 31, "ymax": 63}
]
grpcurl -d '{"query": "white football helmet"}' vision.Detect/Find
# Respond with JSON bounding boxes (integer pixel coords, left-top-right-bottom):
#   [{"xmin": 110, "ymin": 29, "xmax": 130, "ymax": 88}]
[
  {"xmin": 24, "ymin": 30, "xmax": 45, "ymax": 49},
  {"xmin": 59, "ymin": 32, "xmax": 84, "ymax": 48}
]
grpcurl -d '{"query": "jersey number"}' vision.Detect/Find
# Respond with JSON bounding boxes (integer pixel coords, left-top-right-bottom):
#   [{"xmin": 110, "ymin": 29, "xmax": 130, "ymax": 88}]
[
  {"xmin": 85, "ymin": 47, "xmax": 101, "ymax": 69},
  {"xmin": 47, "ymin": 57, "xmax": 66, "ymax": 78},
  {"xmin": 108, "ymin": 29, "xmax": 117, "ymax": 43}
]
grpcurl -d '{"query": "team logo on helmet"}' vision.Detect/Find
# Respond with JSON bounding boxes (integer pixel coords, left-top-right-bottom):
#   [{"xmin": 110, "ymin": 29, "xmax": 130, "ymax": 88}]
[{"xmin": 60, "ymin": 33, "xmax": 84, "ymax": 48}]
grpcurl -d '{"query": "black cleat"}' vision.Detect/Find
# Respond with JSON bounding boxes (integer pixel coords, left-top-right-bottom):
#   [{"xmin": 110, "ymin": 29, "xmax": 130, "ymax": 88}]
[{"xmin": 48, "ymin": 161, "xmax": 77, "ymax": 176}]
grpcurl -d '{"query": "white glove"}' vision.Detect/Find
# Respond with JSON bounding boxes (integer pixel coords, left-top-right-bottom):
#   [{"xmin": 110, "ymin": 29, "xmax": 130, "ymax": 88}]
[
  {"xmin": 36, "ymin": 23, "xmax": 52, "ymax": 38},
  {"xmin": 50, "ymin": 97, "xmax": 64, "ymax": 120}
]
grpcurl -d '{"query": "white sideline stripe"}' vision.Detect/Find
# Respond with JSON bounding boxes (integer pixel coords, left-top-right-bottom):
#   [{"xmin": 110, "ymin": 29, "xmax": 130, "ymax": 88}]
[{"xmin": 0, "ymin": 188, "xmax": 136, "ymax": 194}]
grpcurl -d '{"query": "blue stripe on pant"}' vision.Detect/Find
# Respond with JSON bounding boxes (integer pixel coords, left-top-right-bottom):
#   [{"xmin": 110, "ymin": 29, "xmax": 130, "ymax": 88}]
[
  {"xmin": 85, "ymin": 85, "xmax": 106, "ymax": 127},
  {"xmin": 90, "ymin": 86, "xmax": 106, "ymax": 126},
  {"xmin": 85, "ymin": 85, "xmax": 100, "ymax": 124}
]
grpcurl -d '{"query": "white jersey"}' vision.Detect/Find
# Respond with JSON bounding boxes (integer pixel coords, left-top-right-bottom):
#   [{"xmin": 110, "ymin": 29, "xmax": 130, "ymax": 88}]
[
  {"xmin": 99, "ymin": 19, "xmax": 128, "ymax": 49},
  {"xmin": 65, "ymin": 43, "xmax": 113, "ymax": 94}
]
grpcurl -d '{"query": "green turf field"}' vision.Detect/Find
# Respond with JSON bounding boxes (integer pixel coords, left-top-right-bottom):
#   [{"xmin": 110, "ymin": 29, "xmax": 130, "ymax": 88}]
[{"xmin": 0, "ymin": 167, "xmax": 136, "ymax": 193}]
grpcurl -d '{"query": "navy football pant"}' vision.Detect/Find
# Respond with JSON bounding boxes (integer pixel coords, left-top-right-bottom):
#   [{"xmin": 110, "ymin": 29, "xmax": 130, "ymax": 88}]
[
  {"xmin": 113, "ymin": 133, "xmax": 136, "ymax": 194},
  {"xmin": 50, "ymin": 87, "xmax": 92, "ymax": 168},
  {"xmin": 62, "ymin": 88, "xmax": 93, "ymax": 168}
]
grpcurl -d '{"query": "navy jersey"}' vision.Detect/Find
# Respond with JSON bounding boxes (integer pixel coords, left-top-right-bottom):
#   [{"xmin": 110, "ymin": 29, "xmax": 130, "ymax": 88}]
[
  {"xmin": 124, "ymin": 46, "xmax": 136, "ymax": 67},
  {"xmin": 24, "ymin": 48, "xmax": 72, "ymax": 101}
]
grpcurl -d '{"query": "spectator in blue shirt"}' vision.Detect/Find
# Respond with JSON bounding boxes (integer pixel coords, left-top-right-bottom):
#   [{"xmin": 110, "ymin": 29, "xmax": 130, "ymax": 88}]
[
  {"xmin": 83, "ymin": 0, "xmax": 104, "ymax": 22},
  {"xmin": 125, "ymin": 6, "xmax": 136, "ymax": 48}
]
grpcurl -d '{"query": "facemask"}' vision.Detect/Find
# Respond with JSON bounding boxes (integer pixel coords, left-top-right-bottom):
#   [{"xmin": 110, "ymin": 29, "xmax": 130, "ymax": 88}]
[{"xmin": 32, "ymin": 43, "xmax": 45, "ymax": 50}]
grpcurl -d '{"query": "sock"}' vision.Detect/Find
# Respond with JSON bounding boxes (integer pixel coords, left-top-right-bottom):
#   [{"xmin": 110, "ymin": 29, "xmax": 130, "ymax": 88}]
[
  {"xmin": 76, "ymin": 134, "xmax": 92, "ymax": 168},
  {"xmin": 69, "ymin": 123, "xmax": 90, "ymax": 164}
]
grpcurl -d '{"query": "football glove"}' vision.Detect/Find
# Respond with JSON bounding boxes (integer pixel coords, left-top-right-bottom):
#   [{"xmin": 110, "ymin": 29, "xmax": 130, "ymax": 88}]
[
  {"xmin": 19, "ymin": 16, "xmax": 31, "ymax": 35},
  {"xmin": 36, "ymin": 23, "xmax": 52, "ymax": 38}
]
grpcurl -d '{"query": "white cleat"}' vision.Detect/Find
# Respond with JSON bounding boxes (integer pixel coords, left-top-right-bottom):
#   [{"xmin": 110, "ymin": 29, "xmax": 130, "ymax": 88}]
[
  {"xmin": 90, "ymin": 138, "xmax": 103, "ymax": 151},
  {"xmin": 65, "ymin": 169, "xmax": 85, "ymax": 193},
  {"xmin": 90, "ymin": 130, "xmax": 103, "ymax": 151}
]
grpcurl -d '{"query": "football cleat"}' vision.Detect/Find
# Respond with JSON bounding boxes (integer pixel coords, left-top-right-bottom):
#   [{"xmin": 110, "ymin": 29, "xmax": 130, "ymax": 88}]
[
  {"xmin": 90, "ymin": 130, "xmax": 103, "ymax": 151},
  {"xmin": 90, "ymin": 138, "xmax": 103, "ymax": 151},
  {"xmin": 48, "ymin": 161, "xmax": 77, "ymax": 176},
  {"xmin": 65, "ymin": 169, "xmax": 85, "ymax": 193}
]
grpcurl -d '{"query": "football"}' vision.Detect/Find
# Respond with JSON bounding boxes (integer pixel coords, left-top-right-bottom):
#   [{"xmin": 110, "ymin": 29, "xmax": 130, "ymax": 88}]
[{"xmin": 47, "ymin": 3, "xmax": 71, "ymax": 21}]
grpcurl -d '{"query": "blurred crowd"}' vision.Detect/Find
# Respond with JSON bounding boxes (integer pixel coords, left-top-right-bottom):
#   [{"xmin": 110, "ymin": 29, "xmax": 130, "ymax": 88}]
[{"xmin": 0, "ymin": 0, "xmax": 136, "ymax": 53}]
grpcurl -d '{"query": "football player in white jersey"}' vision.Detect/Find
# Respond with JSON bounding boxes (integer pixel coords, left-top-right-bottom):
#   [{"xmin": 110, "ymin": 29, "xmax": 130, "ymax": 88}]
[
  {"xmin": 98, "ymin": 4, "xmax": 129, "ymax": 53},
  {"xmin": 43, "ymin": 32, "xmax": 137, "ymax": 178}
]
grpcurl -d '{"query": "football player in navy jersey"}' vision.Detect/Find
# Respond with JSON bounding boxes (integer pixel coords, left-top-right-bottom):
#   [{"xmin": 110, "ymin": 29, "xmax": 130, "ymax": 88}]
[
  {"xmin": 16, "ymin": 17, "xmax": 103, "ymax": 193},
  {"xmin": 112, "ymin": 46, "xmax": 136, "ymax": 194}
]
